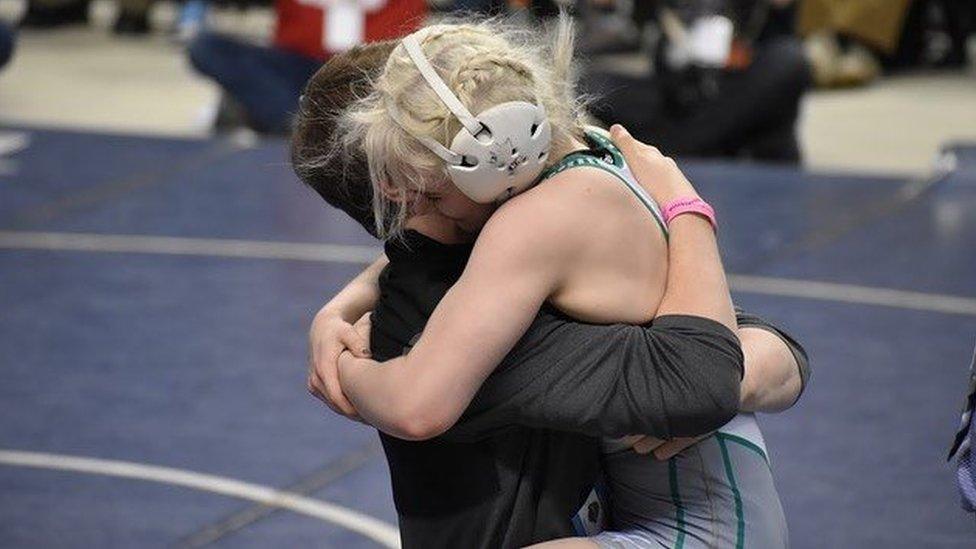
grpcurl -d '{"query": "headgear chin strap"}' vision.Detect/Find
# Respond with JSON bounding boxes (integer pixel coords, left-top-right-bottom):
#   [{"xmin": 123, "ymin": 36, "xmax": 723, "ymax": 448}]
[{"xmin": 391, "ymin": 33, "xmax": 552, "ymax": 204}]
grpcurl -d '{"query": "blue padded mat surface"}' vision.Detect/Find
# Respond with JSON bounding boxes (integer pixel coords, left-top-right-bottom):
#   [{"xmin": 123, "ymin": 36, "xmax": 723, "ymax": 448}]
[
  {"xmin": 2, "ymin": 130, "xmax": 975, "ymax": 548},
  {"xmin": 737, "ymin": 293, "xmax": 976, "ymax": 548}
]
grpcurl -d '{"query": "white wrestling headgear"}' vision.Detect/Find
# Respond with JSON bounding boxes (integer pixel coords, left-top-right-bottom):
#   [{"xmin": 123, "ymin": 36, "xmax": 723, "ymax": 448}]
[{"xmin": 389, "ymin": 33, "xmax": 552, "ymax": 204}]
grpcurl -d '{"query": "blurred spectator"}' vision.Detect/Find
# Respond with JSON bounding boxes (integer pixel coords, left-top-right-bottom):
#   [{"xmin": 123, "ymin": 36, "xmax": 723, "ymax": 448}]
[
  {"xmin": 0, "ymin": 21, "xmax": 14, "ymax": 70},
  {"xmin": 451, "ymin": 0, "xmax": 561, "ymax": 19},
  {"xmin": 799, "ymin": 0, "xmax": 914, "ymax": 87},
  {"xmin": 577, "ymin": 0, "xmax": 642, "ymax": 55},
  {"xmin": 20, "ymin": 0, "xmax": 154, "ymax": 35},
  {"xmin": 20, "ymin": 0, "xmax": 90, "ymax": 28},
  {"xmin": 934, "ymin": 0, "xmax": 973, "ymax": 68},
  {"xmin": 891, "ymin": 0, "xmax": 972, "ymax": 69},
  {"xmin": 800, "ymin": 0, "xmax": 914, "ymax": 56},
  {"xmin": 187, "ymin": 0, "xmax": 426, "ymax": 135},
  {"xmin": 452, "ymin": 0, "xmax": 505, "ymax": 13},
  {"xmin": 582, "ymin": 0, "xmax": 811, "ymax": 163},
  {"xmin": 801, "ymin": 0, "xmax": 973, "ymax": 87},
  {"xmin": 948, "ymin": 341, "xmax": 976, "ymax": 512},
  {"xmin": 113, "ymin": 0, "xmax": 153, "ymax": 35}
]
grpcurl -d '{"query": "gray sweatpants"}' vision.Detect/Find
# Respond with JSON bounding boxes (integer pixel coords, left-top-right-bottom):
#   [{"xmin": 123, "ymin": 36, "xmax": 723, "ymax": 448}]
[{"xmin": 592, "ymin": 414, "xmax": 788, "ymax": 548}]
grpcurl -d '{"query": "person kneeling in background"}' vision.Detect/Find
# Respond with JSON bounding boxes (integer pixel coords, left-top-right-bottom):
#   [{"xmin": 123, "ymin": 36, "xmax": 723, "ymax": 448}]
[{"xmin": 187, "ymin": 0, "xmax": 426, "ymax": 135}]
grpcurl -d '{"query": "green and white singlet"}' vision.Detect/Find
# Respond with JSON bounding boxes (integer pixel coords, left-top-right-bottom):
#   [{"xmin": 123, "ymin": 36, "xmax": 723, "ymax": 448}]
[{"xmin": 549, "ymin": 130, "xmax": 788, "ymax": 549}]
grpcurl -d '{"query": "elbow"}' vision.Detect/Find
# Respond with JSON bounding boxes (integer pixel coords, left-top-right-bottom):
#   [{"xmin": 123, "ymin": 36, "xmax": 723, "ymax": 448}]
[
  {"xmin": 689, "ymin": 384, "xmax": 740, "ymax": 436},
  {"xmin": 710, "ymin": 381, "xmax": 741, "ymax": 430},
  {"xmin": 706, "ymin": 357, "xmax": 744, "ymax": 430},
  {"xmin": 671, "ymin": 366, "xmax": 741, "ymax": 437},
  {"xmin": 384, "ymin": 398, "xmax": 456, "ymax": 441},
  {"xmin": 389, "ymin": 415, "xmax": 451, "ymax": 441}
]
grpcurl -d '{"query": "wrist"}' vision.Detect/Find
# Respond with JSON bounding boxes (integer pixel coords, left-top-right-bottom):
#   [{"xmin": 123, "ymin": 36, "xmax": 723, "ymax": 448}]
[
  {"xmin": 663, "ymin": 197, "xmax": 716, "ymax": 231},
  {"xmin": 666, "ymin": 211, "xmax": 714, "ymax": 232},
  {"xmin": 660, "ymin": 191, "xmax": 700, "ymax": 205},
  {"xmin": 337, "ymin": 350, "xmax": 360, "ymax": 383}
]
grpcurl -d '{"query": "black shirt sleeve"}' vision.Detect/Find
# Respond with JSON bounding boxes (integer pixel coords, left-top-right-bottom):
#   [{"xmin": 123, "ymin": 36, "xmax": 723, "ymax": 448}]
[
  {"xmin": 734, "ymin": 307, "xmax": 811, "ymax": 408},
  {"xmin": 443, "ymin": 309, "xmax": 744, "ymax": 443}
]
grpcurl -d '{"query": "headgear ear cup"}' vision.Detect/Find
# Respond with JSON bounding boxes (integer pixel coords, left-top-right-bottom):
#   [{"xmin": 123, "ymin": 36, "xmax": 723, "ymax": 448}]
[
  {"xmin": 448, "ymin": 102, "xmax": 552, "ymax": 203},
  {"xmin": 392, "ymin": 33, "xmax": 553, "ymax": 204}
]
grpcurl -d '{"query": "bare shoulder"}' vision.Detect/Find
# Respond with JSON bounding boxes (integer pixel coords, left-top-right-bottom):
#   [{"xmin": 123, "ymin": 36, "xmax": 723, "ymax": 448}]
[
  {"xmin": 506, "ymin": 167, "xmax": 644, "ymax": 226},
  {"xmin": 468, "ymin": 170, "xmax": 608, "ymax": 261},
  {"xmin": 484, "ymin": 169, "xmax": 637, "ymax": 259}
]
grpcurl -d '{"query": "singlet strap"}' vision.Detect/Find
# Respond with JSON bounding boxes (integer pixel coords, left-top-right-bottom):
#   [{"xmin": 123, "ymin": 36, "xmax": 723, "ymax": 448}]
[{"xmin": 538, "ymin": 129, "xmax": 669, "ymax": 239}]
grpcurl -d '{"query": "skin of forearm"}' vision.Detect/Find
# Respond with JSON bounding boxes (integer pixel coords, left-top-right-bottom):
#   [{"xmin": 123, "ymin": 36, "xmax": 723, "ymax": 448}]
[
  {"xmin": 316, "ymin": 255, "xmax": 387, "ymax": 323},
  {"xmin": 339, "ymin": 354, "xmax": 454, "ymax": 440},
  {"xmin": 656, "ymin": 215, "xmax": 737, "ymax": 332},
  {"xmin": 738, "ymin": 327, "xmax": 802, "ymax": 413}
]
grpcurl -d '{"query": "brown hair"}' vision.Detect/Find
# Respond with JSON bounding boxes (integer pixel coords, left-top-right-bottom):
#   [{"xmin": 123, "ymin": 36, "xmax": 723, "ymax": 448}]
[{"xmin": 290, "ymin": 40, "xmax": 398, "ymax": 238}]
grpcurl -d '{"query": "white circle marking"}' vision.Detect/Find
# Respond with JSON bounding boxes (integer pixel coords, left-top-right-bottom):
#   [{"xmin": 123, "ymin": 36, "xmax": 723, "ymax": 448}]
[{"xmin": 0, "ymin": 449, "xmax": 400, "ymax": 548}]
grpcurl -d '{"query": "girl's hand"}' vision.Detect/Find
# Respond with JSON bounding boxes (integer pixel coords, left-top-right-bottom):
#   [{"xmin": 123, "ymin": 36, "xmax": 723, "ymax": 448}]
[
  {"xmin": 609, "ymin": 124, "xmax": 700, "ymax": 206},
  {"xmin": 352, "ymin": 313, "xmax": 372, "ymax": 351},
  {"xmin": 307, "ymin": 311, "xmax": 371, "ymax": 420}
]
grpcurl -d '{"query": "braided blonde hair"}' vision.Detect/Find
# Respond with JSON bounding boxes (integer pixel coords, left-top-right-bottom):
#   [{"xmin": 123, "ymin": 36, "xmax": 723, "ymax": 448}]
[{"xmin": 339, "ymin": 14, "xmax": 585, "ymax": 240}]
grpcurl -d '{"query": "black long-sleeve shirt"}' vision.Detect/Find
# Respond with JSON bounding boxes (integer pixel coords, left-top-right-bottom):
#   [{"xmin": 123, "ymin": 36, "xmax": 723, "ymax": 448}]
[
  {"xmin": 370, "ymin": 230, "xmax": 808, "ymax": 548},
  {"xmin": 449, "ymin": 306, "xmax": 810, "ymax": 442}
]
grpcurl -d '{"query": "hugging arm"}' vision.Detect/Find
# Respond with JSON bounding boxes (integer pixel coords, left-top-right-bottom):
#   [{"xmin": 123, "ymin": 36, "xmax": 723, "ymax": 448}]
[
  {"xmin": 307, "ymin": 254, "xmax": 387, "ymax": 417},
  {"xmin": 336, "ymin": 127, "xmax": 742, "ymax": 441},
  {"xmin": 311, "ymin": 265, "xmax": 807, "ymax": 442},
  {"xmin": 445, "ymin": 308, "xmax": 808, "ymax": 442},
  {"xmin": 737, "ymin": 309, "xmax": 810, "ymax": 412},
  {"xmin": 336, "ymin": 197, "xmax": 567, "ymax": 440}
]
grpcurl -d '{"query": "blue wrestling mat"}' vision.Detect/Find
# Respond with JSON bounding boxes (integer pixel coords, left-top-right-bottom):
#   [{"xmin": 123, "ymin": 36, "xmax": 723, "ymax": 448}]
[{"xmin": 1, "ymin": 127, "xmax": 974, "ymax": 548}]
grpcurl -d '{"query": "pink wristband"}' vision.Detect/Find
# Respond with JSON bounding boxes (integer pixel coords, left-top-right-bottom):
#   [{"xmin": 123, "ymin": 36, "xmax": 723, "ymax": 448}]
[{"xmin": 662, "ymin": 197, "xmax": 717, "ymax": 231}]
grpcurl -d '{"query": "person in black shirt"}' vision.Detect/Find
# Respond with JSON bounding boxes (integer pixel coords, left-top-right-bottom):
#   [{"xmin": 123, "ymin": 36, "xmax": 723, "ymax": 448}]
[
  {"xmin": 329, "ymin": 229, "xmax": 806, "ymax": 548},
  {"xmin": 293, "ymin": 36, "xmax": 808, "ymax": 548}
]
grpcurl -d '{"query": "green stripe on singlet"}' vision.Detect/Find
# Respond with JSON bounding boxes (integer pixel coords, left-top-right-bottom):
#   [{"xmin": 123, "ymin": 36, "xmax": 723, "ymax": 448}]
[
  {"xmin": 718, "ymin": 437, "xmax": 746, "ymax": 549},
  {"xmin": 668, "ymin": 458, "xmax": 687, "ymax": 549},
  {"xmin": 715, "ymin": 432, "xmax": 770, "ymax": 467}
]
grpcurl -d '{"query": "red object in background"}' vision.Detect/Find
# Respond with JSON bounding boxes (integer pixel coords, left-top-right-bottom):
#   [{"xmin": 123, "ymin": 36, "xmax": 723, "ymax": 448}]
[
  {"xmin": 725, "ymin": 39, "xmax": 754, "ymax": 71},
  {"xmin": 274, "ymin": 0, "xmax": 428, "ymax": 61}
]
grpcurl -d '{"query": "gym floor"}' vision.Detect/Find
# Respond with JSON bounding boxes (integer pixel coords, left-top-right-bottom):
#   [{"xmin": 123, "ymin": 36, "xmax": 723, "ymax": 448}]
[{"xmin": 1, "ymin": 6, "xmax": 976, "ymax": 548}]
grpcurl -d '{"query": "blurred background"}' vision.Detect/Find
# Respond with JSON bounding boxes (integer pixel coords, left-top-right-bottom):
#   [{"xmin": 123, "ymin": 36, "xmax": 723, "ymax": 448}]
[
  {"xmin": 1, "ymin": 0, "xmax": 974, "ymax": 171},
  {"xmin": 1, "ymin": 1, "xmax": 975, "ymax": 548}
]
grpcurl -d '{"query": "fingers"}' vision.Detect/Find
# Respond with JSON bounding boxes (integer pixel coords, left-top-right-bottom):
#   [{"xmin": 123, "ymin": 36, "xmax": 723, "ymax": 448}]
[
  {"xmin": 610, "ymin": 124, "xmax": 660, "ymax": 156},
  {"xmin": 631, "ymin": 436, "xmax": 666, "ymax": 455},
  {"xmin": 320, "ymin": 357, "xmax": 359, "ymax": 417},
  {"xmin": 353, "ymin": 313, "xmax": 372, "ymax": 353},
  {"xmin": 307, "ymin": 315, "xmax": 362, "ymax": 419},
  {"xmin": 307, "ymin": 367, "xmax": 341, "ymax": 413},
  {"xmin": 609, "ymin": 124, "xmax": 637, "ymax": 156},
  {"xmin": 652, "ymin": 435, "xmax": 709, "ymax": 461},
  {"xmin": 313, "ymin": 325, "xmax": 369, "ymax": 418},
  {"xmin": 610, "ymin": 124, "xmax": 695, "ymax": 205},
  {"xmin": 630, "ymin": 434, "xmax": 711, "ymax": 459},
  {"xmin": 618, "ymin": 434, "xmax": 645, "ymax": 448},
  {"xmin": 338, "ymin": 324, "xmax": 370, "ymax": 359}
]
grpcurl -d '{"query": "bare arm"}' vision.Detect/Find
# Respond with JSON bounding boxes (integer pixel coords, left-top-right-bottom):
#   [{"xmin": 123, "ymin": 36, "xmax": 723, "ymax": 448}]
[
  {"xmin": 313, "ymin": 254, "xmax": 387, "ymax": 324},
  {"xmin": 632, "ymin": 312, "xmax": 808, "ymax": 460},
  {"xmin": 739, "ymin": 327, "xmax": 805, "ymax": 413},
  {"xmin": 340, "ymin": 128, "xmax": 742, "ymax": 441},
  {"xmin": 338, "ymin": 202, "xmax": 568, "ymax": 439},
  {"xmin": 307, "ymin": 254, "xmax": 387, "ymax": 417},
  {"xmin": 609, "ymin": 125, "xmax": 737, "ymax": 333},
  {"xmin": 656, "ymin": 214, "xmax": 737, "ymax": 331}
]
